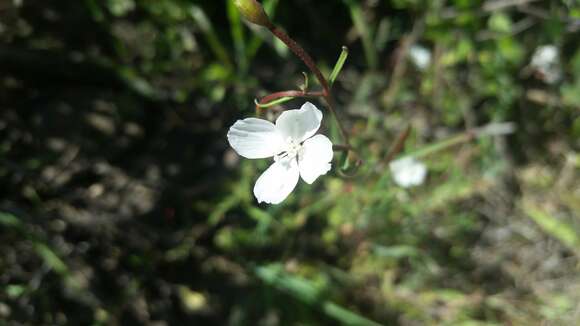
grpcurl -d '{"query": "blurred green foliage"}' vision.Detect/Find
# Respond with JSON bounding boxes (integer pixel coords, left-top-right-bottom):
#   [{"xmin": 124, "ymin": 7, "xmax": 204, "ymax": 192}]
[{"xmin": 1, "ymin": 0, "xmax": 579, "ymax": 325}]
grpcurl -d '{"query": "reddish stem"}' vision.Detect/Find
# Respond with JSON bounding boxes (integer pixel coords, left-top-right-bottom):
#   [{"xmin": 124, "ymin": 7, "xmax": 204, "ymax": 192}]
[
  {"xmin": 266, "ymin": 23, "xmax": 351, "ymax": 148},
  {"xmin": 267, "ymin": 25, "xmax": 330, "ymax": 96},
  {"xmin": 384, "ymin": 124, "xmax": 412, "ymax": 164}
]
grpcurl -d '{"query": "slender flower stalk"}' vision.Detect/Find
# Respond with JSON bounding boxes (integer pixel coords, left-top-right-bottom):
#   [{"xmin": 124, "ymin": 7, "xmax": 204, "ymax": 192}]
[
  {"xmin": 266, "ymin": 25, "xmax": 351, "ymax": 148},
  {"xmin": 235, "ymin": 0, "xmax": 353, "ymax": 152},
  {"xmin": 256, "ymin": 90, "xmax": 325, "ymax": 108},
  {"xmin": 266, "ymin": 25, "xmax": 330, "ymax": 96}
]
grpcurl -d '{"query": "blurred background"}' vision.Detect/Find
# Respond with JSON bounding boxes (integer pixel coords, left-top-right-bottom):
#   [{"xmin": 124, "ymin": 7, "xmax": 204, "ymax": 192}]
[{"xmin": 1, "ymin": 0, "xmax": 579, "ymax": 325}]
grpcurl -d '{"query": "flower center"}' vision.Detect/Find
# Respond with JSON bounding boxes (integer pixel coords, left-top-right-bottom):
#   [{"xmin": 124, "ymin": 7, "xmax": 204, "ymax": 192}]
[{"xmin": 275, "ymin": 138, "xmax": 302, "ymax": 162}]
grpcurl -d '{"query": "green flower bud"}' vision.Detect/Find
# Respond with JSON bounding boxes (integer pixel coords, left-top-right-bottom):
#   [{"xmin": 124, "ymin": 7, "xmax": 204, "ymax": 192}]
[{"xmin": 234, "ymin": 0, "xmax": 271, "ymax": 27}]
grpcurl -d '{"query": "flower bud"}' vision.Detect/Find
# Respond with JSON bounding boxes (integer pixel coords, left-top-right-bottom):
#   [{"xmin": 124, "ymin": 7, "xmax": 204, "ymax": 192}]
[{"xmin": 234, "ymin": 0, "xmax": 271, "ymax": 27}]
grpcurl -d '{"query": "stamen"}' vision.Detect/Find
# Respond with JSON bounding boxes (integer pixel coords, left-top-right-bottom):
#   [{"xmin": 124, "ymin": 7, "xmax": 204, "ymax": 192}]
[{"xmin": 275, "ymin": 138, "xmax": 303, "ymax": 162}]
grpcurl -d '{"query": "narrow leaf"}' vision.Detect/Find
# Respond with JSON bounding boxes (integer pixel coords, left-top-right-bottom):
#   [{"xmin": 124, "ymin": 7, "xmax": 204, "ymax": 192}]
[{"xmin": 329, "ymin": 46, "xmax": 349, "ymax": 88}]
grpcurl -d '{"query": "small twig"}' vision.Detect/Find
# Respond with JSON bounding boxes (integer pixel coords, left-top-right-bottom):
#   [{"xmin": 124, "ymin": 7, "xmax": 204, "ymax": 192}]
[
  {"xmin": 384, "ymin": 124, "xmax": 412, "ymax": 164},
  {"xmin": 482, "ymin": 0, "xmax": 541, "ymax": 12},
  {"xmin": 441, "ymin": 0, "xmax": 540, "ymax": 18},
  {"xmin": 516, "ymin": 5, "xmax": 551, "ymax": 20},
  {"xmin": 476, "ymin": 17, "xmax": 537, "ymax": 41},
  {"xmin": 409, "ymin": 122, "xmax": 517, "ymax": 160},
  {"xmin": 474, "ymin": 122, "xmax": 517, "ymax": 137},
  {"xmin": 518, "ymin": 5, "xmax": 580, "ymax": 32},
  {"xmin": 526, "ymin": 89, "xmax": 563, "ymax": 107}
]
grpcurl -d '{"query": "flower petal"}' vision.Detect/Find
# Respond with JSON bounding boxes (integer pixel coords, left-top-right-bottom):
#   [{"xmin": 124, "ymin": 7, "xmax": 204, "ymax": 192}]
[
  {"xmin": 298, "ymin": 134, "xmax": 333, "ymax": 184},
  {"xmin": 275, "ymin": 102, "xmax": 322, "ymax": 142},
  {"xmin": 253, "ymin": 158, "xmax": 300, "ymax": 204},
  {"xmin": 227, "ymin": 118, "xmax": 284, "ymax": 159},
  {"xmin": 389, "ymin": 157, "xmax": 427, "ymax": 188}
]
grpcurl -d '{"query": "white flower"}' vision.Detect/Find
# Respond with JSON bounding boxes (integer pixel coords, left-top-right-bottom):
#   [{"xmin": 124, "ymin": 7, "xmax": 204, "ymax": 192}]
[
  {"xmin": 389, "ymin": 157, "xmax": 427, "ymax": 188},
  {"xmin": 227, "ymin": 102, "xmax": 333, "ymax": 204},
  {"xmin": 409, "ymin": 45, "xmax": 431, "ymax": 71},
  {"xmin": 530, "ymin": 45, "xmax": 562, "ymax": 84}
]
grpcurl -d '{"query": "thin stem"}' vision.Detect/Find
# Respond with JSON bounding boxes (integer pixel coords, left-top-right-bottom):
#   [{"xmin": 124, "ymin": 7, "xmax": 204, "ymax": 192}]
[
  {"xmin": 383, "ymin": 124, "xmax": 412, "ymax": 164},
  {"xmin": 404, "ymin": 122, "xmax": 517, "ymax": 160},
  {"xmin": 324, "ymin": 96, "xmax": 350, "ymax": 147},
  {"xmin": 258, "ymin": 90, "xmax": 324, "ymax": 106},
  {"xmin": 266, "ymin": 23, "xmax": 351, "ymax": 147},
  {"xmin": 266, "ymin": 24, "xmax": 329, "ymax": 95},
  {"xmin": 255, "ymin": 90, "xmax": 324, "ymax": 109}
]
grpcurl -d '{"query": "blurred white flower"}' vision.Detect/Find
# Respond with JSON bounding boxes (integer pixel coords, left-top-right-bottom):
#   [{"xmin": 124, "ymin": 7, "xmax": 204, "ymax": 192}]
[
  {"xmin": 389, "ymin": 157, "xmax": 427, "ymax": 188},
  {"xmin": 227, "ymin": 102, "xmax": 333, "ymax": 204},
  {"xmin": 409, "ymin": 45, "xmax": 432, "ymax": 71},
  {"xmin": 530, "ymin": 45, "xmax": 562, "ymax": 84}
]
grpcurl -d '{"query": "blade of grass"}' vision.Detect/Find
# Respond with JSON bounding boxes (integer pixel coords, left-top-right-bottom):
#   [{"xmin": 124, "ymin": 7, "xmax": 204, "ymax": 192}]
[
  {"xmin": 329, "ymin": 46, "xmax": 349, "ymax": 88},
  {"xmin": 254, "ymin": 264, "xmax": 382, "ymax": 326},
  {"xmin": 0, "ymin": 211, "xmax": 21, "ymax": 227},
  {"xmin": 226, "ymin": 0, "xmax": 248, "ymax": 75},
  {"xmin": 522, "ymin": 200, "xmax": 580, "ymax": 254},
  {"xmin": 33, "ymin": 242, "xmax": 68, "ymax": 275},
  {"xmin": 0, "ymin": 212, "xmax": 75, "ymax": 284},
  {"xmin": 342, "ymin": 0, "xmax": 378, "ymax": 69}
]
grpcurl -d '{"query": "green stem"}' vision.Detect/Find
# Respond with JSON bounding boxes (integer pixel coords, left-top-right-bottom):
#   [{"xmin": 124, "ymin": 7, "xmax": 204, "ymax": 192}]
[{"xmin": 255, "ymin": 90, "xmax": 324, "ymax": 108}]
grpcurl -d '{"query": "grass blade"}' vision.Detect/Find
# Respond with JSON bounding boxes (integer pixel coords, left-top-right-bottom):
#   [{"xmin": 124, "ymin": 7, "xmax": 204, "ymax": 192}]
[
  {"xmin": 255, "ymin": 264, "xmax": 383, "ymax": 326},
  {"xmin": 227, "ymin": 0, "xmax": 248, "ymax": 74},
  {"xmin": 189, "ymin": 5, "xmax": 233, "ymax": 69},
  {"xmin": 342, "ymin": 0, "xmax": 378, "ymax": 69},
  {"xmin": 522, "ymin": 200, "xmax": 580, "ymax": 254},
  {"xmin": 329, "ymin": 46, "xmax": 349, "ymax": 87}
]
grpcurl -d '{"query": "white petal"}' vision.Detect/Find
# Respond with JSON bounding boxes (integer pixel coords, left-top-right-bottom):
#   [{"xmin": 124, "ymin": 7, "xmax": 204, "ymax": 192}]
[
  {"xmin": 227, "ymin": 118, "xmax": 284, "ymax": 159},
  {"xmin": 253, "ymin": 158, "xmax": 299, "ymax": 204},
  {"xmin": 298, "ymin": 135, "xmax": 333, "ymax": 184},
  {"xmin": 409, "ymin": 45, "xmax": 431, "ymax": 70},
  {"xmin": 275, "ymin": 102, "xmax": 322, "ymax": 142},
  {"xmin": 389, "ymin": 157, "xmax": 427, "ymax": 188}
]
